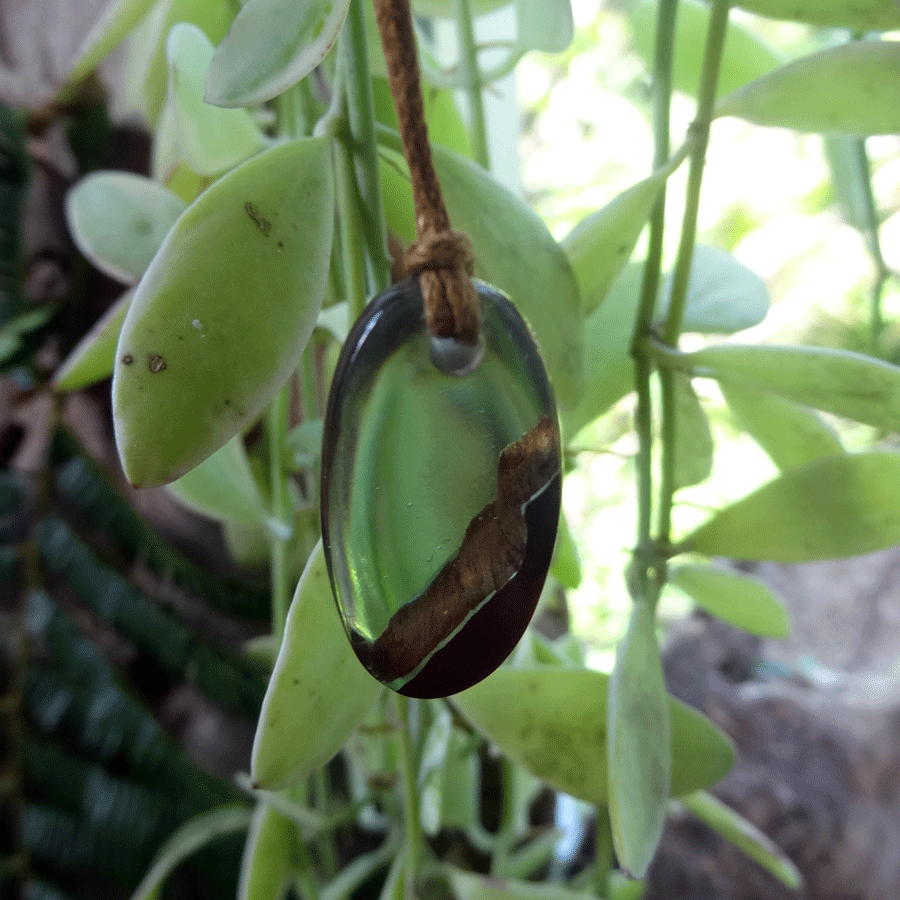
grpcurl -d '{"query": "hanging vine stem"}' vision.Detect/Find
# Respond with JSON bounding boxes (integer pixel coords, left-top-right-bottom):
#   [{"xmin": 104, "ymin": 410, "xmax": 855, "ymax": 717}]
[
  {"xmin": 629, "ymin": 0, "xmax": 678, "ymax": 605},
  {"xmin": 373, "ymin": 0, "xmax": 480, "ymax": 344},
  {"xmin": 656, "ymin": 0, "xmax": 732, "ymax": 557},
  {"xmin": 454, "ymin": 0, "xmax": 491, "ymax": 168},
  {"xmin": 342, "ymin": 0, "xmax": 393, "ymax": 294}
]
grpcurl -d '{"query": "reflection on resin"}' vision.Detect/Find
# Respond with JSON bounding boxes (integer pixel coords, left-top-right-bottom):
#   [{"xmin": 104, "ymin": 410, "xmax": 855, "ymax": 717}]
[{"xmin": 321, "ymin": 278, "xmax": 561, "ymax": 698}]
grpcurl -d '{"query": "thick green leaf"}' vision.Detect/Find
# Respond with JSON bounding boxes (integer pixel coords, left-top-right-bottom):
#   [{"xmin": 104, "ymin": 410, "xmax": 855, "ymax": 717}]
[
  {"xmin": 206, "ymin": 0, "xmax": 351, "ymax": 107},
  {"xmin": 686, "ymin": 343, "xmax": 900, "ymax": 431},
  {"xmin": 412, "ymin": 0, "xmax": 512, "ymax": 16},
  {"xmin": 679, "ymin": 791, "xmax": 803, "ymax": 889},
  {"xmin": 54, "ymin": 289, "xmax": 131, "ymax": 392},
  {"xmin": 113, "ymin": 137, "xmax": 333, "ymax": 487},
  {"xmin": 446, "ymin": 866, "xmax": 598, "ymax": 900},
  {"xmin": 561, "ymin": 264, "xmax": 641, "ymax": 439},
  {"xmin": 69, "ymin": 0, "xmax": 158, "ymax": 83},
  {"xmin": 66, "ymin": 172, "xmax": 186, "ymax": 283},
  {"xmin": 550, "ymin": 511, "xmax": 581, "ymax": 590},
  {"xmin": 437, "ymin": 144, "xmax": 583, "ymax": 408},
  {"xmin": 719, "ymin": 380, "xmax": 843, "ymax": 471},
  {"xmin": 632, "ymin": 0, "xmax": 781, "ymax": 98},
  {"xmin": 379, "ymin": 132, "xmax": 583, "ymax": 408},
  {"xmin": 684, "ymin": 451, "xmax": 900, "ymax": 562},
  {"xmin": 516, "ymin": 0, "xmax": 574, "ymax": 55},
  {"xmin": 672, "ymin": 374, "xmax": 713, "ymax": 491},
  {"xmin": 824, "ymin": 135, "xmax": 874, "ymax": 232},
  {"xmin": 716, "ymin": 41, "xmax": 900, "ymax": 136},
  {"xmin": 237, "ymin": 804, "xmax": 295, "ymax": 900},
  {"xmin": 251, "ymin": 543, "xmax": 382, "ymax": 789},
  {"xmin": 732, "ymin": 0, "xmax": 900, "ymax": 30},
  {"xmin": 663, "ymin": 246, "xmax": 770, "ymax": 335},
  {"xmin": 668, "ymin": 563, "xmax": 790, "ymax": 637},
  {"xmin": 453, "ymin": 668, "xmax": 734, "ymax": 807},
  {"xmin": 120, "ymin": 0, "xmax": 234, "ymax": 125},
  {"xmin": 607, "ymin": 602, "xmax": 670, "ymax": 879},
  {"xmin": 166, "ymin": 24, "xmax": 268, "ymax": 176},
  {"xmin": 166, "ymin": 436, "xmax": 265, "ymax": 526},
  {"xmin": 130, "ymin": 805, "xmax": 253, "ymax": 900},
  {"xmin": 562, "ymin": 172, "xmax": 667, "ymax": 316}
]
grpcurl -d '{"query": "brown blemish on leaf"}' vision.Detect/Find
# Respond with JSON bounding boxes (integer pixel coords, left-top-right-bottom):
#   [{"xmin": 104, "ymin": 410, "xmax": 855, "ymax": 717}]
[
  {"xmin": 353, "ymin": 416, "xmax": 560, "ymax": 684},
  {"xmin": 148, "ymin": 354, "xmax": 167, "ymax": 373},
  {"xmin": 244, "ymin": 201, "xmax": 271, "ymax": 235},
  {"xmin": 121, "ymin": 354, "xmax": 133, "ymax": 365}
]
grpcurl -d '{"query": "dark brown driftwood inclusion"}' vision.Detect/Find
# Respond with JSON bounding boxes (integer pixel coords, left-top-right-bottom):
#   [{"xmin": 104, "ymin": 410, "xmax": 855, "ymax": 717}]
[{"xmin": 352, "ymin": 415, "xmax": 561, "ymax": 697}]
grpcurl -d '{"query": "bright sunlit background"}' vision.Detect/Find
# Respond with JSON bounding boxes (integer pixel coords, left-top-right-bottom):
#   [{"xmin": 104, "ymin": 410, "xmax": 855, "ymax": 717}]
[{"xmin": 496, "ymin": 0, "xmax": 900, "ymax": 667}]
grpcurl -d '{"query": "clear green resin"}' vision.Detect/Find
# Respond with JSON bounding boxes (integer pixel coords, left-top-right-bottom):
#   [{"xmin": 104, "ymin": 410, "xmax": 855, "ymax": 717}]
[{"xmin": 321, "ymin": 278, "xmax": 561, "ymax": 698}]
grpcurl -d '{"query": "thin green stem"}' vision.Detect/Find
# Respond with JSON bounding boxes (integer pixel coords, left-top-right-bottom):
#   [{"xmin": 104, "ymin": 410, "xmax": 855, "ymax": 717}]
[
  {"xmin": 849, "ymin": 138, "xmax": 890, "ymax": 355},
  {"xmin": 656, "ymin": 0, "xmax": 730, "ymax": 557},
  {"xmin": 629, "ymin": 0, "xmax": 678, "ymax": 602},
  {"xmin": 267, "ymin": 381, "xmax": 293, "ymax": 641},
  {"xmin": 335, "ymin": 138, "xmax": 369, "ymax": 321},
  {"xmin": 594, "ymin": 811, "xmax": 613, "ymax": 897},
  {"xmin": 454, "ymin": 0, "xmax": 491, "ymax": 168},
  {"xmin": 397, "ymin": 696, "xmax": 423, "ymax": 895},
  {"xmin": 342, "ymin": 0, "xmax": 392, "ymax": 293}
]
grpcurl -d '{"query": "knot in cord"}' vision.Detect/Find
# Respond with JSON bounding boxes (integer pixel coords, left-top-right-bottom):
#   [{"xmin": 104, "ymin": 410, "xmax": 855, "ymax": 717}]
[{"xmin": 405, "ymin": 230, "xmax": 479, "ymax": 344}]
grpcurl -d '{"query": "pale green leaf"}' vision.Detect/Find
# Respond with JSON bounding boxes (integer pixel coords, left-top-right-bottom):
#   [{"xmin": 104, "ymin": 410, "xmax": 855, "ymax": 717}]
[
  {"xmin": 251, "ymin": 543, "xmax": 382, "ymax": 789},
  {"xmin": 684, "ymin": 451, "xmax": 900, "ymax": 562},
  {"xmin": 453, "ymin": 668, "xmax": 734, "ymax": 807},
  {"xmin": 679, "ymin": 791, "xmax": 803, "ymax": 889},
  {"xmin": 672, "ymin": 374, "xmax": 713, "ymax": 491},
  {"xmin": 732, "ymin": 0, "xmax": 900, "ymax": 30},
  {"xmin": 516, "ymin": 0, "xmax": 574, "ymax": 54},
  {"xmin": 719, "ymin": 380, "xmax": 843, "ymax": 471},
  {"xmin": 561, "ymin": 264, "xmax": 641, "ymax": 439},
  {"xmin": 113, "ymin": 137, "xmax": 333, "ymax": 487},
  {"xmin": 119, "ymin": 0, "xmax": 233, "ymax": 125},
  {"xmin": 664, "ymin": 246, "xmax": 770, "ymax": 335},
  {"xmin": 715, "ymin": 40, "xmax": 900, "ymax": 136},
  {"xmin": 562, "ymin": 171, "xmax": 667, "ymax": 316},
  {"xmin": 668, "ymin": 564, "xmax": 790, "ymax": 637},
  {"xmin": 607, "ymin": 602, "xmax": 670, "ymax": 879},
  {"xmin": 435, "ymin": 145, "xmax": 583, "ymax": 409},
  {"xmin": 412, "ymin": 0, "xmax": 512, "ymax": 16},
  {"xmin": 824, "ymin": 135, "xmax": 874, "ymax": 232},
  {"xmin": 632, "ymin": 0, "xmax": 782, "ymax": 98},
  {"xmin": 130, "ymin": 805, "xmax": 252, "ymax": 900},
  {"xmin": 66, "ymin": 172, "xmax": 185, "ymax": 283},
  {"xmin": 69, "ymin": 0, "xmax": 158, "ymax": 83},
  {"xmin": 205, "ymin": 0, "xmax": 351, "ymax": 107},
  {"xmin": 237, "ymin": 804, "xmax": 295, "ymax": 900},
  {"xmin": 446, "ymin": 866, "xmax": 598, "ymax": 900},
  {"xmin": 167, "ymin": 436, "xmax": 265, "ymax": 526},
  {"xmin": 687, "ymin": 343, "xmax": 900, "ymax": 431},
  {"xmin": 550, "ymin": 511, "xmax": 581, "ymax": 590},
  {"xmin": 53, "ymin": 289, "xmax": 131, "ymax": 392},
  {"xmin": 166, "ymin": 24, "xmax": 268, "ymax": 176},
  {"xmin": 379, "ymin": 131, "xmax": 584, "ymax": 408}
]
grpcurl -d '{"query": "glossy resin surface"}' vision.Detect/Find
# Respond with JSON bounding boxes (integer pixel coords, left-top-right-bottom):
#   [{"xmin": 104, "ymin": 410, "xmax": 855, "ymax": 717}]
[{"xmin": 321, "ymin": 278, "xmax": 561, "ymax": 697}]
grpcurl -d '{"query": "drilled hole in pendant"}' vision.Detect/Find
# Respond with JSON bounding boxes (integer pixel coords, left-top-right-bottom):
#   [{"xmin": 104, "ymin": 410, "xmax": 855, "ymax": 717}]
[{"xmin": 429, "ymin": 335, "xmax": 484, "ymax": 376}]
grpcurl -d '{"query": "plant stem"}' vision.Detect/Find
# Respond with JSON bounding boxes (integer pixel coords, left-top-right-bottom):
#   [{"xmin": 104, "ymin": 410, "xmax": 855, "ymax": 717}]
[
  {"xmin": 267, "ymin": 381, "xmax": 293, "ymax": 641},
  {"xmin": 849, "ymin": 138, "xmax": 891, "ymax": 355},
  {"xmin": 594, "ymin": 811, "xmax": 613, "ymax": 897},
  {"xmin": 342, "ymin": 0, "xmax": 392, "ymax": 294},
  {"xmin": 454, "ymin": 0, "xmax": 490, "ymax": 168},
  {"xmin": 629, "ymin": 0, "xmax": 678, "ymax": 603},
  {"xmin": 656, "ymin": 0, "xmax": 731, "ymax": 554},
  {"xmin": 397, "ymin": 696, "xmax": 423, "ymax": 895}
]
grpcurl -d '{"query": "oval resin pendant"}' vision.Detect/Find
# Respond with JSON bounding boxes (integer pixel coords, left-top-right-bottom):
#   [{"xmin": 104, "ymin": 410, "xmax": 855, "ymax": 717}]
[{"xmin": 321, "ymin": 278, "xmax": 561, "ymax": 698}]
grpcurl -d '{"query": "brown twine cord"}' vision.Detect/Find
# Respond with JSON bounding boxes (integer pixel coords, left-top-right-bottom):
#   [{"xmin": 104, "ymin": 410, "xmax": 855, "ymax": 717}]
[{"xmin": 373, "ymin": 0, "xmax": 480, "ymax": 344}]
